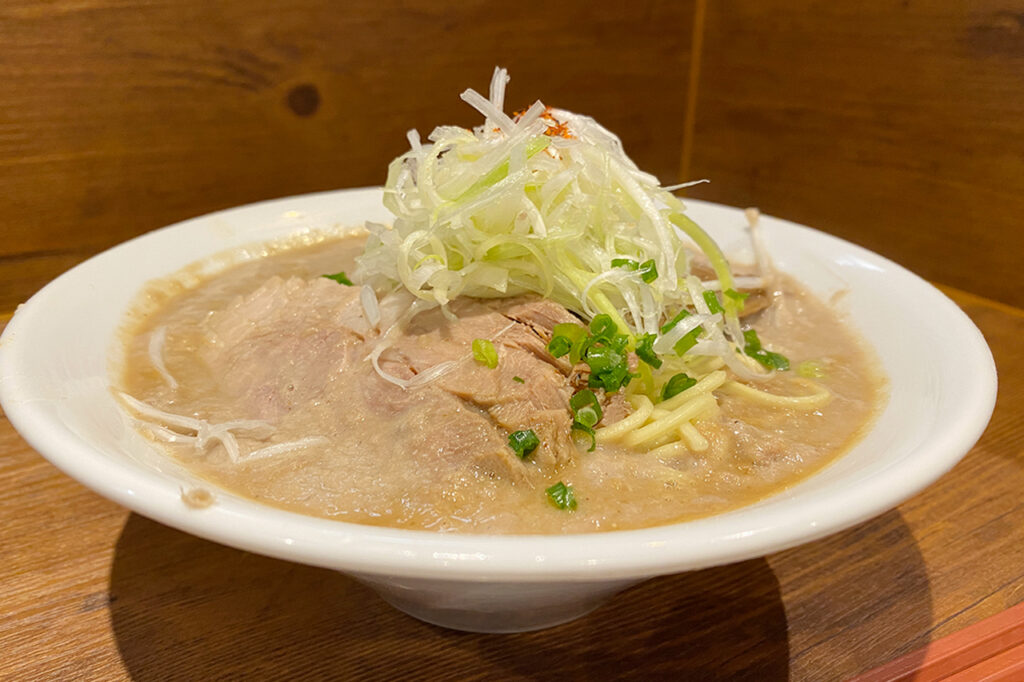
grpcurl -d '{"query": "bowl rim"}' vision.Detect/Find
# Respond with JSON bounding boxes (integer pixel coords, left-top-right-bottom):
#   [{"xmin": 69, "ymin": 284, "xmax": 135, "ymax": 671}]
[{"xmin": 0, "ymin": 188, "xmax": 998, "ymax": 581}]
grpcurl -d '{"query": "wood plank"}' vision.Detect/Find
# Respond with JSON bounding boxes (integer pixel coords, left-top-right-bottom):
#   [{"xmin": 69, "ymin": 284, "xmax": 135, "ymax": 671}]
[
  {"xmin": 687, "ymin": 1, "xmax": 1024, "ymax": 307},
  {"xmin": 1, "ymin": 289, "xmax": 1022, "ymax": 679},
  {"xmin": 0, "ymin": 250, "xmax": 93, "ymax": 312},
  {"xmin": 0, "ymin": 0, "xmax": 694, "ymax": 306},
  {"xmin": 853, "ymin": 601, "xmax": 1024, "ymax": 681}
]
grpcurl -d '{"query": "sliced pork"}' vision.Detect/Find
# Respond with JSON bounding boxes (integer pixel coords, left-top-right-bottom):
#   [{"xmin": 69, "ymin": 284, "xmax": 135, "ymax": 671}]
[{"xmin": 194, "ymin": 277, "xmax": 589, "ymax": 482}]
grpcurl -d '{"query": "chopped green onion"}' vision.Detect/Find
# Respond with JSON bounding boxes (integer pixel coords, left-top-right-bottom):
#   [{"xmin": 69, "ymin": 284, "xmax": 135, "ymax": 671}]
[
  {"xmin": 660, "ymin": 308, "xmax": 691, "ymax": 334},
  {"xmin": 472, "ymin": 338, "xmax": 499, "ymax": 369},
  {"xmin": 569, "ymin": 335, "xmax": 591, "ymax": 365},
  {"xmin": 571, "ymin": 421, "xmax": 597, "ymax": 451},
  {"xmin": 611, "ymin": 258, "xmax": 639, "ymax": 271},
  {"xmin": 584, "ymin": 346, "xmax": 624, "ymax": 375},
  {"xmin": 512, "ymin": 375, "xmax": 525, "ymax": 383},
  {"xmin": 610, "ymin": 257, "xmax": 656, "ymax": 283},
  {"xmin": 589, "ymin": 314, "xmax": 617, "ymax": 341},
  {"xmin": 637, "ymin": 259, "xmax": 658, "ymax": 283},
  {"xmin": 569, "ymin": 389, "xmax": 602, "ymax": 427},
  {"xmin": 635, "ymin": 333, "xmax": 662, "ymax": 369},
  {"xmin": 582, "ymin": 337, "xmax": 633, "ymax": 393},
  {"xmin": 702, "ymin": 290, "xmax": 724, "ymax": 315},
  {"xmin": 742, "ymin": 329, "xmax": 762, "ymax": 352},
  {"xmin": 323, "ymin": 272, "xmax": 354, "ymax": 286},
  {"xmin": 547, "ymin": 335, "xmax": 572, "ymax": 358},
  {"xmin": 724, "ymin": 288, "xmax": 749, "ymax": 309},
  {"xmin": 545, "ymin": 481, "xmax": 578, "ymax": 510},
  {"xmin": 742, "ymin": 329, "xmax": 790, "ymax": 371},
  {"xmin": 761, "ymin": 351, "xmax": 790, "ymax": 371},
  {"xmin": 588, "ymin": 363, "xmax": 632, "ymax": 393},
  {"xmin": 548, "ymin": 323, "xmax": 587, "ymax": 360},
  {"xmin": 550, "ymin": 318, "xmax": 633, "ymax": 393},
  {"xmin": 797, "ymin": 361, "xmax": 825, "ymax": 379},
  {"xmin": 608, "ymin": 333, "xmax": 630, "ymax": 353},
  {"xmin": 552, "ymin": 323, "xmax": 588, "ymax": 344},
  {"xmin": 673, "ymin": 326, "xmax": 703, "ymax": 356},
  {"xmin": 508, "ymin": 429, "xmax": 540, "ymax": 459},
  {"xmin": 661, "ymin": 373, "xmax": 697, "ymax": 400}
]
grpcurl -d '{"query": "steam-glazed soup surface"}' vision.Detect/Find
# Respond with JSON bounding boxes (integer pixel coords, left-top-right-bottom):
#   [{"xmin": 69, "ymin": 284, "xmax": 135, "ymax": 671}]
[{"xmin": 118, "ymin": 233, "xmax": 884, "ymax": 534}]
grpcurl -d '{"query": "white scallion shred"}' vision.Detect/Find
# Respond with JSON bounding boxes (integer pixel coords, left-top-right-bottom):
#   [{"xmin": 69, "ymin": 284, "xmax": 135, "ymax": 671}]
[
  {"xmin": 662, "ymin": 178, "xmax": 710, "ymax": 192},
  {"xmin": 355, "ymin": 67, "xmax": 773, "ymax": 385},
  {"xmin": 246, "ymin": 437, "xmax": 330, "ymax": 461},
  {"xmin": 360, "ymin": 284, "xmax": 381, "ymax": 327},
  {"xmin": 148, "ymin": 326, "xmax": 178, "ymax": 390},
  {"xmin": 119, "ymin": 392, "xmax": 274, "ymax": 463}
]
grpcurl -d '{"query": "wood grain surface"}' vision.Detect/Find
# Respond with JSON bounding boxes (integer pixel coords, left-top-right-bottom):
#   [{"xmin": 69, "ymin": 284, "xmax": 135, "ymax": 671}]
[
  {"xmin": 4, "ymin": 2, "xmax": 1024, "ymax": 679},
  {"xmin": 5, "ymin": 1, "xmax": 1023, "ymax": 311},
  {"xmin": 1, "ymin": 289, "xmax": 1021, "ymax": 681},
  {"xmin": 687, "ymin": 0, "xmax": 1024, "ymax": 308},
  {"xmin": 0, "ymin": 0, "xmax": 693, "ymax": 311}
]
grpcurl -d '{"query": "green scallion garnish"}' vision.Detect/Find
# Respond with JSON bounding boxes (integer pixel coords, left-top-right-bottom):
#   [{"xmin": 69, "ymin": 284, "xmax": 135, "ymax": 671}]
[
  {"xmin": 637, "ymin": 259, "xmax": 658, "ymax": 283},
  {"xmin": 546, "ymin": 481, "xmax": 578, "ymax": 511},
  {"xmin": 569, "ymin": 390, "xmax": 602, "ymax": 452},
  {"xmin": 552, "ymin": 322, "xmax": 588, "ymax": 344},
  {"xmin": 548, "ymin": 317, "xmax": 634, "ymax": 394},
  {"xmin": 673, "ymin": 326, "xmax": 704, "ymax": 356},
  {"xmin": 570, "ymin": 389, "xmax": 603, "ymax": 427},
  {"xmin": 323, "ymin": 272, "xmax": 354, "ymax": 286},
  {"xmin": 512, "ymin": 375, "xmax": 525, "ymax": 383},
  {"xmin": 547, "ymin": 322, "xmax": 587, "ymax": 360},
  {"xmin": 571, "ymin": 421, "xmax": 596, "ymax": 451},
  {"xmin": 742, "ymin": 329, "xmax": 790, "ymax": 371},
  {"xmin": 547, "ymin": 335, "xmax": 572, "ymax": 358},
  {"xmin": 660, "ymin": 308, "xmax": 691, "ymax": 334},
  {"xmin": 589, "ymin": 313, "xmax": 617, "ymax": 341},
  {"xmin": 702, "ymin": 290, "xmax": 724, "ymax": 314},
  {"xmin": 662, "ymin": 373, "xmax": 697, "ymax": 401},
  {"xmin": 610, "ymin": 258, "xmax": 639, "ymax": 271},
  {"xmin": 508, "ymin": 429, "xmax": 540, "ymax": 459},
  {"xmin": 584, "ymin": 345, "xmax": 631, "ymax": 393},
  {"xmin": 724, "ymin": 288, "xmax": 749, "ymax": 310},
  {"xmin": 635, "ymin": 333, "xmax": 662, "ymax": 369},
  {"xmin": 472, "ymin": 338, "xmax": 499, "ymax": 369}
]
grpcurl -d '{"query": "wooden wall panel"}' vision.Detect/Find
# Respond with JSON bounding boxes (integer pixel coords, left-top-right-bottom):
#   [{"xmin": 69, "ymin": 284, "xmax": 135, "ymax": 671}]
[
  {"xmin": 0, "ymin": 0, "xmax": 693, "ymax": 310},
  {"xmin": 686, "ymin": 1, "xmax": 1024, "ymax": 307}
]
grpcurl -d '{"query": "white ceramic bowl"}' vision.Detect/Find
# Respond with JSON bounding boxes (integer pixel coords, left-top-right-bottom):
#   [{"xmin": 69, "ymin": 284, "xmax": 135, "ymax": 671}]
[{"xmin": 0, "ymin": 188, "xmax": 997, "ymax": 632}]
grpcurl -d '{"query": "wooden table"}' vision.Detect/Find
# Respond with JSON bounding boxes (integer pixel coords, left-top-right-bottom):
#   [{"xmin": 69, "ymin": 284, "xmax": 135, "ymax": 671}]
[{"xmin": 1, "ymin": 286, "xmax": 1021, "ymax": 681}]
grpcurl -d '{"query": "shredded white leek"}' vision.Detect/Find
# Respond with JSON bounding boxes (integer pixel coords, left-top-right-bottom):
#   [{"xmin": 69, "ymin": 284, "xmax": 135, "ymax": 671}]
[
  {"xmin": 247, "ymin": 437, "xmax": 330, "ymax": 461},
  {"xmin": 360, "ymin": 284, "xmax": 381, "ymax": 327},
  {"xmin": 119, "ymin": 392, "xmax": 274, "ymax": 463},
  {"xmin": 354, "ymin": 66, "xmax": 756, "ymax": 379},
  {"xmin": 351, "ymin": 68, "xmax": 826, "ymax": 459},
  {"xmin": 148, "ymin": 326, "xmax": 178, "ymax": 390}
]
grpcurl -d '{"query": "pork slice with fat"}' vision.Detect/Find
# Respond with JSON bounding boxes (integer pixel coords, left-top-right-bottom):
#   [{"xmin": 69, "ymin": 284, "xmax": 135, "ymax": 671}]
[{"xmin": 390, "ymin": 297, "xmax": 581, "ymax": 473}]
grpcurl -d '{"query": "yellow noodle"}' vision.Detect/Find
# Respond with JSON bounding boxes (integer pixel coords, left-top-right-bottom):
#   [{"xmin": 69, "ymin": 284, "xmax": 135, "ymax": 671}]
[
  {"xmin": 648, "ymin": 431, "xmax": 677, "ymax": 449},
  {"xmin": 678, "ymin": 422, "xmax": 709, "ymax": 451},
  {"xmin": 624, "ymin": 393, "xmax": 717, "ymax": 448},
  {"xmin": 718, "ymin": 377, "xmax": 831, "ymax": 410},
  {"xmin": 648, "ymin": 465, "xmax": 695, "ymax": 486},
  {"xmin": 686, "ymin": 355, "xmax": 726, "ymax": 376},
  {"xmin": 596, "ymin": 394, "xmax": 655, "ymax": 443},
  {"xmin": 648, "ymin": 441, "xmax": 691, "ymax": 461}
]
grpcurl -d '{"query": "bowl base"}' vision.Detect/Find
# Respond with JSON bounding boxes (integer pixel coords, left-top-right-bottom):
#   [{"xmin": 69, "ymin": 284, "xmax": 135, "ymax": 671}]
[{"xmin": 351, "ymin": 573, "xmax": 641, "ymax": 633}]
